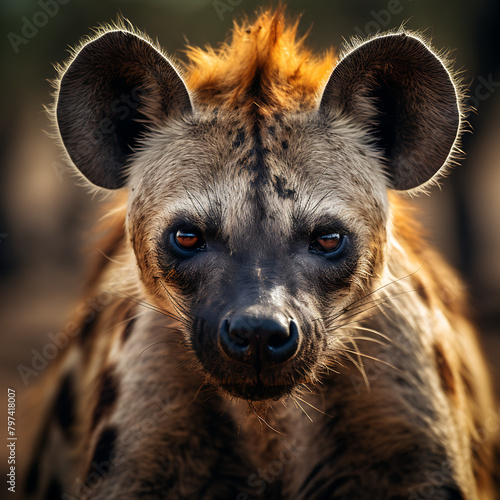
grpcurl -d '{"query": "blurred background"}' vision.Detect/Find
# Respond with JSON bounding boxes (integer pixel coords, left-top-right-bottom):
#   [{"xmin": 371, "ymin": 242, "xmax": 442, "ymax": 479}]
[{"xmin": 0, "ymin": 0, "xmax": 499, "ymax": 479}]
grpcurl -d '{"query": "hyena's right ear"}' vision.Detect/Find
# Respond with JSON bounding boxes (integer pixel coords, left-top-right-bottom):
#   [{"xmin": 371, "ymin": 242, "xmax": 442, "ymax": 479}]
[
  {"xmin": 319, "ymin": 33, "xmax": 460, "ymax": 191},
  {"xmin": 56, "ymin": 30, "xmax": 192, "ymax": 189}
]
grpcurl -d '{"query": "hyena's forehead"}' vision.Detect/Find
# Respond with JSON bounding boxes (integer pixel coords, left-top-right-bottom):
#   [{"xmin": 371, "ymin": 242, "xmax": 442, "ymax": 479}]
[{"xmin": 128, "ymin": 109, "xmax": 388, "ymax": 240}]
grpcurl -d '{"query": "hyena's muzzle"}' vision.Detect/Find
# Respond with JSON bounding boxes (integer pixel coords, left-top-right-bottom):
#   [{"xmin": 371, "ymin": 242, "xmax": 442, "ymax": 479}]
[
  {"xmin": 205, "ymin": 304, "xmax": 303, "ymax": 400},
  {"xmin": 190, "ymin": 255, "xmax": 325, "ymax": 401}
]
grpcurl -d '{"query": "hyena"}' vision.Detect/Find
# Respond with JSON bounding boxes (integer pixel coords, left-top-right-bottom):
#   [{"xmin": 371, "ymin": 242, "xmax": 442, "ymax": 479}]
[{"xmin": 24, "ymin": 9, "xmax": 498, "ymax": 500}]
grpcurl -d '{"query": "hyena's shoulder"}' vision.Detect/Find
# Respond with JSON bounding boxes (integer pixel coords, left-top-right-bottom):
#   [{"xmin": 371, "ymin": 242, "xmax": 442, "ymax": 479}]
[{"xmin": 381, "ymin": 193, "xmax": 497, "ymax": 495}]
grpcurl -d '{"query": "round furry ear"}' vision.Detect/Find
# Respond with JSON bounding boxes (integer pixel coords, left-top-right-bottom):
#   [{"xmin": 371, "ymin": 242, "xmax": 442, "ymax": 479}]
[
  {"xmin": 319, "ymin": 33, "xmax": 460, "ymax": 190},
  {"xmin": 56, "ymin": 30, "xmax": 192, "ymax": 189}
]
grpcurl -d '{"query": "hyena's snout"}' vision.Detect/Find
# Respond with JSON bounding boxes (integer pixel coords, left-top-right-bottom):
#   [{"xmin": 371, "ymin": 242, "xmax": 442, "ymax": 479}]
[
  {"xmin": 218, "ymin": 309, "xmax": 300, "ymax": 368},
  {"xmin": 194, "ymin": 297, "xmax": 312, "ymax": 400}
]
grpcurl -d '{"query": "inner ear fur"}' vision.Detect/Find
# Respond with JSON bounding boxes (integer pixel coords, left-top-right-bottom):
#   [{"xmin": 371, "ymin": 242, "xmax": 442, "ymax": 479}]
[
  {"xmin": 320, "ymin": 33, "xmax": 460, "ymax": 191},
  {"xmin": 56, "ymin": 30, "xmax": 192, "ymax": 189}
]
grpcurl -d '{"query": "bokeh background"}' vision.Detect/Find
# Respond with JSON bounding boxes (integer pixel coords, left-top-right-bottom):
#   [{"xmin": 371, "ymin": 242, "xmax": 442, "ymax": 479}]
[{"xmin": 0, "ymin": 0, "xmax": 499, "ymax": 492}]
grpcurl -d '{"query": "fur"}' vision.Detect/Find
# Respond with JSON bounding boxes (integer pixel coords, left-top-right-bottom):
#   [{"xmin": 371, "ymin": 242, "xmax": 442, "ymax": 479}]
[{"xmin": 24, "ymin": 9, "xmax": 498, "ymax": 500}]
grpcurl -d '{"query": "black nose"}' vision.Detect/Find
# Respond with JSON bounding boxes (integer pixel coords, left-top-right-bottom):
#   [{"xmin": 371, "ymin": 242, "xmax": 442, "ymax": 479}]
[{"xmin": 219, "ymin": 313, "xmax": 299, "ymax": 368}]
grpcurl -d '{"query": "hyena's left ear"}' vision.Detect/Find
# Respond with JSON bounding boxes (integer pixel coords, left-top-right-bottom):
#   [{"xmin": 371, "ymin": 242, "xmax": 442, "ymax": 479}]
[
  {"xmin": 319, "ymin": 33, "xmax": 460, "ymax": 190},
  {"xmin": 56, "ymin": 30, "xmax": 192, "ymax": 189}
]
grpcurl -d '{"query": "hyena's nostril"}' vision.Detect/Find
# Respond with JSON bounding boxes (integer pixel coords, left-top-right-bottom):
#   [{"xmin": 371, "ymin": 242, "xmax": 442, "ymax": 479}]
[
  {"xmin": 218, "ymin": 317, "xmax": 253, "ymax": 365},
  {"xmin": 265, "ymin": 319, "xmax": 299, "ymax": 365},
  {"xmin": 219, "ymin": 315, "xmax": 299, "ymax": 368}
]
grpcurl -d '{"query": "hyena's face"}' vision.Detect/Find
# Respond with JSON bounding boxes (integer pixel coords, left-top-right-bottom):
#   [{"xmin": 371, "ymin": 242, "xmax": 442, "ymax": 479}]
[
  {"xmin": 126, "ymin": 111, "xmax": 388, "ymax": 400},
  {"xmin": 56, "ymin": 30, "xmax": 459, "ymax": 400}
]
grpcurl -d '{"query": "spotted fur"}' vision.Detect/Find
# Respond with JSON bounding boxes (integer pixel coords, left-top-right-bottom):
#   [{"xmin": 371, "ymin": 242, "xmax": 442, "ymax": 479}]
[{"xmin": 24, "ymin": 9, "xmax": 498, "ymax": 499}]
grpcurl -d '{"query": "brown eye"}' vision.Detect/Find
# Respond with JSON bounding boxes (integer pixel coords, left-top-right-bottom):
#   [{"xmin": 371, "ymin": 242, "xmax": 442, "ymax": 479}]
[
  {"xmin": 174, "ymin": 229, "xmax": 205, "ymax": 251},
  {"xmin": 310, "ymin": 232, "xmax": 345, "ymax": 254}
]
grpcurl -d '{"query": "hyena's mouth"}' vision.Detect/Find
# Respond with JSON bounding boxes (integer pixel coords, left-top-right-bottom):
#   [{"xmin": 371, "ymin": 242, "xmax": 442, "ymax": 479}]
[
  {"xmin": 211, "ymin": 361, "xmax": 312, "ymax": 401},
  {"xmin": 194, "ymin": 310, "xmax": 315, "ymax": 401},
  {"xmin": 219, "ymin": 379, "xmax": 299, "ymax": 401}
]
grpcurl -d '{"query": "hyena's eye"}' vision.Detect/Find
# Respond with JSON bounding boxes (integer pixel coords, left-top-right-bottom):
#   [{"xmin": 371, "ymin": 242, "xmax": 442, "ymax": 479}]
[
  {"xmin": 309, "ymin": 232, "xmax": 346, "ymax": 255},
  {"xmin": 173, "ymin": 229, "xmax": 206, "ymax": 252}
]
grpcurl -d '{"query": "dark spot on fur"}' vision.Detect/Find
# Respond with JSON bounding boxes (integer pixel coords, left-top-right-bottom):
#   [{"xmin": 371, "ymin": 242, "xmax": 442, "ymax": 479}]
[
  {"xmin": 122, "ymin": 317, "xmax": 136, "ymax": 343},
  {"xmin": 416, "ymin": 285, "xmax": 431, "ymax": 306},
  {"xmin": 44, "ymin": 477, "xmax": 63, "ymax": 500},
  {"xmin": 91, "ymin": 367, "xmax": 119, "ymax": 430},
  {"xmin": 267, "ymin": 124, "xmax": 276, "ymax": 136},
  {"xmin": 273, "ymin": 175, "xmax": 296, "ymax": 199},
  {"xmin": 440, "ymin": 487, "xmax": 465, "ymax": 499},
  {"xmin": 24, "ymin": 415, "xmax": 51, "ymax": 496},
  {"xmin": 248, "ymin": 128, "xmax": 269, "ymax": 187},
  {"xmin": 412, "ymin": 274, "xmax": 431, "ymax": 306},
  {"xmin": 236, "ymin": 153, "xmax": 249, "ymax": 166},
  {"xmin": 55, "ymin": 373, "xmax": 75, "ymax": 440},
  {"xmin": 388, "ymin": 471, "xmax": 403, "ymax": 483},
  {"xmin": 396, "ymin": 375, "xmax": 411, "ymax": 387},
  {"xmin": 87, "ymin": 427, "xmax": 117, "ymax": 485},
  {"xmin": 434, "ymin": 343, "xmax": 456, "ymax": 397},
  {"xmin": 79, "ymin": 315, "xmax": 97, "ymax": 345},
  {"xmin": 233, "ymin": 128, "xmax": 246, "ymax": 148},
  {"xmin": 281, "ymin": 140, "xmax": 289, "ymax": 150},
  {"xmin": 461, "ymin": 361, "xmax": 476, "ymax": 401}
]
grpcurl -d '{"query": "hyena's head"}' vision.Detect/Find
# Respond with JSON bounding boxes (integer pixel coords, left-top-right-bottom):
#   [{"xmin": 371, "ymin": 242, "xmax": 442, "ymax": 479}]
[{"xmin": 55, "ymin": 18, "xmax": 459, "ymax": 401}]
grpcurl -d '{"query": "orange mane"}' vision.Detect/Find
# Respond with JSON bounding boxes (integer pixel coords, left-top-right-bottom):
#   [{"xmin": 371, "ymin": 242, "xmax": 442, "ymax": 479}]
[{"xmin": 184, "ymin": 9, "xmax": 335, "ymax": 115}]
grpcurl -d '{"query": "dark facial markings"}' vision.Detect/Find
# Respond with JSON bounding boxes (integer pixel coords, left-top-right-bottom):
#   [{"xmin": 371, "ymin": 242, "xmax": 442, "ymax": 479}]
[
  {"xmin": 233, "ymin": 127, "xmax": 246, "ymax": 148},
  {"xmin": 273, "ymin": 175, "xmax": 296, "ymax": 200}
]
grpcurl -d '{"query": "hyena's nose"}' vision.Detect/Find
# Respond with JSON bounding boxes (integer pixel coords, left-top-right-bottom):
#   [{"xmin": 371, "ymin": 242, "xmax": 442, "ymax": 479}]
[{"xmin": 219, "ymin": 313, "xmax": 299, "ymax": 367}]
